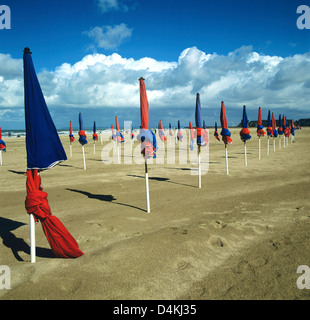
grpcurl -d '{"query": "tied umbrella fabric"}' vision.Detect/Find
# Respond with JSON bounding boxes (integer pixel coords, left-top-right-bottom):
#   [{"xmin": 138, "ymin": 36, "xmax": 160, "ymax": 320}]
[
  {"xmin": 214, "ymin": 122, "xmax": 220, "ymax": 141},
  {"xmin": 266, "ymin": 110, "xmax": 273, "ymax": 137},
  {"xmin": 25, "ymin": 170, "xmax": 84, "ymax": 258},
  {"xmin": 240, "ymin": 105, "xmax": 252, "ymax": 142},
  {"xmin": 220, "ymin": 101, "xmax": 232, "ymax": 144},
  {"xmin": 272, "ymin": 113, "xmax": 278, "ymax": 138},
  {"xmin": 158, "ymin": 120, "xmax": 167, "ymax": 142},
  {"xmin": 69, "ymin": 121, "xmax": 75, "ymax": 142},
  {"xmin": 257, "ymin": 107, "xmax": 266, "ymax": 137},
  {"xmin": 291, "ymin": 120, "xmax": 295, "ymax": 136},
  {"xmin": 78, "ymin": 113, "xmax": 88, "ymax": 146},
  {"xmin": 0, "ymin": 127, "xmax": 6, "ymax": 152},
  {"xmin": 202, "ymin": 120, "xmax": 209, "ymax": 145}
]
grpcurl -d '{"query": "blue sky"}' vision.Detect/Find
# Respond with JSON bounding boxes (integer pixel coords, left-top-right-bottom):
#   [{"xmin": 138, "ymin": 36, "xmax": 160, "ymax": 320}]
[{"xmin": 0, "ymin": 0, "xmax": 309, "ymax": 129}]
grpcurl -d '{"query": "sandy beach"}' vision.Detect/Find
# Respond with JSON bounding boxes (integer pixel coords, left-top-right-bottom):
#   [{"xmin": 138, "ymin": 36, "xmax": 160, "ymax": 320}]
[{"xmin": 0, "ymin": 127, "xmax": 309, "ymax": 300}]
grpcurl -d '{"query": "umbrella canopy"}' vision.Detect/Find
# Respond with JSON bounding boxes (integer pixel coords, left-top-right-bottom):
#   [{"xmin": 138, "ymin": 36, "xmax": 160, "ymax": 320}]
[
  {"xmin": 220, "ymin": 101, "xmax": 232, "ymax": 144},
  {"xmin": 69, "ymin": 121, "xmax": 75, "ymax": 142},
  {"xmin": 23, "ymin": 47, "xmax": 67, "ymax": 169},
  {"xmin": 240, "ymin": 105, "xmax": 251, "ymax": 142},
  {"xmin": 278, "ymin": 114, "xmax": 283, "ymax": 135},
  {"xmin": 23, "ymin": 47, "xmax": 83, "ymax": 259},
  {"xmin": 257, "ymin": 107, "xmax": 266, "ymax": 137},
  {"xmin": 272, "ymin": 112, "xmax": 278, "ymax": 137},
  {"xmin": 93, "ymin": 121, "xmax": 98, "ymax": 141},
  {"xmin": 0, "ymin": 127, "xmax": 6, "ymax": 152},
  {"xmin": 137, "ymin": 77, "xmax": 157, "ymax": 159},
  {"xmin": 266, "ymin": 110, "xmax": 273, "ymax": 137},
  {"xmin": 158, "ymin": 120, "xmax": 167, "ymax": 142},
  {"xmin": 115, "ymin": 116, "xmax": 125, "ymax": 143},
  {"xmin": 214, "ymin": 122, "xmax": 220, "ymax": 141},
  {"xmin": 78, "ymin": 113, "xmax": 88, "ymax": 146}
]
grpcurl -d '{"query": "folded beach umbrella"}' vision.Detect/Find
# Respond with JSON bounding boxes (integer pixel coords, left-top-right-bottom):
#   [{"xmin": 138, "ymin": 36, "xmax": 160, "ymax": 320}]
[
  {"xmin": 177, "ymin": 120, "xmax": 183, "ymax": 141},
  {"xmin": 278, "ymin": 114, "xmax": 283, "ymax": 150},
  {"xmin": 195, "ymin": 93, "xmax": 205, "ymax": 188},
  {"xmin": 169, "ymin": 123, "xmax": 173, "ymax": 136},
  {"xmin": 0, "ymin": 127, "xmax": 6, "ymax": 166},
  {"xmin": 272, "ymin": 112, "xmax": 278, "ymax": 152},
  {"xmin": 239, "ymin": 105, "xmax": 251, "ymax": 142},
  {"xmin": 214, "ymin": 122, "xmax": 220, "ymax": 142},
  {"xmin": 158, "ymin": 120, "xmax": 167, "ymax": 142},
  {"xmin": 189, "ymin": 121, "xmax": 195, "ymax": 151},
  {"xmin": 111, "ymin": 124, "xmax": 117, "ymax": 141},
  {"xmin": 23, "ymin": 47, "xmax": 83, "ymax": 262},
  {"xmin": 291, "ymin": 120, "xmax": 295, "ymax": 137},
  {"xmin": 256, "ymin": 107, "xmax": 265, "ymax": 160},
  {"xmin": 69, "ymin": 121, "xmax": 75, "ymax": 142},
  {"xmin": 283, "ymin": 115, "xmax": 290, "ymax": 139},
  {"xmin": 266, "ymin": 110, "xmax": 273, "ymax": 137},
  {"xmin": 266, "ymin": 110, "xmax": 273, "ymax": 156},
  {"xmin": 220, "ymin": 101, "xmax": 232, "ymax": 175},
  {"xmin": 257, "ymin": 107, "xmax": 265, "ymax": 137},
  {"xmin": 115, "ymin": 116, "xmax": 125, "ymax": 143},
  {"xmin": 93, "ymin": 121, "xmax": 98, "ymax": 141},
  {"xmin": 78, "ymin": 112, "xmax": 87, "ymax": 169},
  {"xmin": 137, "ymin": 77, "xmax": 157, "ymax": 213},
  {"xmin": 239, "ymin": 105, "xmax": 251, "ymax": 166},
  {"xmin": 69, "ymin": 121, "xmax": 75, "ymax": 157},
  {"xmin": 220, "ymin": 101, "xmax": 232, "ymax": 145}
]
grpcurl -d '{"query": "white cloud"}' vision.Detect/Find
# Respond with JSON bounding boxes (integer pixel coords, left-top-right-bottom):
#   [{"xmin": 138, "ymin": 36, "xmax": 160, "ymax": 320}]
[
  {"xmin": 96, "ymin": 0, "xmax": 126, "ymax": 12},
  {"xmin": 84, "ymin": 23, "xmax": 133, "ymax": 50},
  {"xmin": 0, "ymin": 47, "xmax": 310, "ymax": 125}
]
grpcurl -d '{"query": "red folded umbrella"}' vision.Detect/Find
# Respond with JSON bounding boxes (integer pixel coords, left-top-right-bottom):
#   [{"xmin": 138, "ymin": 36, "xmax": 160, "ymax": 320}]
[{"xmin": 25, "ymin": 170, "xmax": 84, "ymax": 258}]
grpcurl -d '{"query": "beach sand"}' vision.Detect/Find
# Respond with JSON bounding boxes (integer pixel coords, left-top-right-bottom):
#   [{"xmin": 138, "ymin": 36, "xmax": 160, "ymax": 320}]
[{"xmin": 0, "ymin": 128, "xmax": 309, "ymax": 300}]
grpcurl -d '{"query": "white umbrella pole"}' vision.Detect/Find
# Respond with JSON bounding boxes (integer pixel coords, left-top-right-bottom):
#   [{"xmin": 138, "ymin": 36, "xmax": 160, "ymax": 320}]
[
  {"xmin": 273, "ymin": 138, "xmax": 276, "ymax": 152},
  {"xmin": 279, "ymin": 136, "xmax": 281, "ymax": 150},
  {"xmin": 244, "ymin": 142, "xmax": 247, "ymax": 167},
  {"xmin": 94, "ymin": 141, "xmax": 96, "ymax": 155},
  {"xmin": 145, "ymin": 160, "xmax": 150, "ymax": 213},
  {"xmin": 30, "ymin": 213, "xmax": 36, "ymax": 263},
  {"xmin": 198, "ymin": 145, "xmax": 201, "ymax": 189},
  {"xmin": 267, "ymin": 136, "xmax": 269, "ymax": 156},
  {"xmin": 258, "ymin": 137, "xmax": 261, "ymax": 160},
  {"xmin": 0, "ymin": 150, "xmax": 2, "ymax": 166},
  {"xmin": 70, "ymin": 142, "xmax": 72, "ymax": 157},
  {"xmin": 225, "ymin": 143, "xmax": 229, "ymax": 175},
  {"xmin": 82, "ymin": 146, "xmax": 86, "ymax": 170}
]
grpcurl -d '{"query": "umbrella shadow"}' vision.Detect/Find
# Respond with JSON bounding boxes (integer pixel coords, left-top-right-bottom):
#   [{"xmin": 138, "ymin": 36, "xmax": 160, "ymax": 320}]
[
  {"xmin": 0, "ymin": 217, "xmax": 54, "ymax": 261},
  {"xmin": 66, "ymin": 188, "xmax": 145, "ymax": 212},
  {"xmin": 127, "ymin": 174, "xmax": 197, "ymax": 188},
  {"xmin": 8, "ymin": 170, "xmax": 26, "ymax": 175}
]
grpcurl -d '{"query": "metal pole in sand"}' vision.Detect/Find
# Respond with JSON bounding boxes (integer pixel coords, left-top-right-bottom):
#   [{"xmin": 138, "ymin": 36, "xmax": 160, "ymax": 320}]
[
  {"xmin": 82, "ymin": 146, "xmax": 86, "ymax": 170},
  {"xmin": 225, "ymin": 143, "xmax": 229, "ymax": 175},
  {"xmin": 145, "ymin": 159, "xmax": 150, "ymax": 213}
]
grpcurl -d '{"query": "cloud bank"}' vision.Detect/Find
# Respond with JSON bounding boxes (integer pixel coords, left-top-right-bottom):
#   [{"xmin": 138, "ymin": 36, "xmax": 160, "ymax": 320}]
[{"xmin": 0, "ymin": 46, "xmax": 309, "ymax": 128}]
